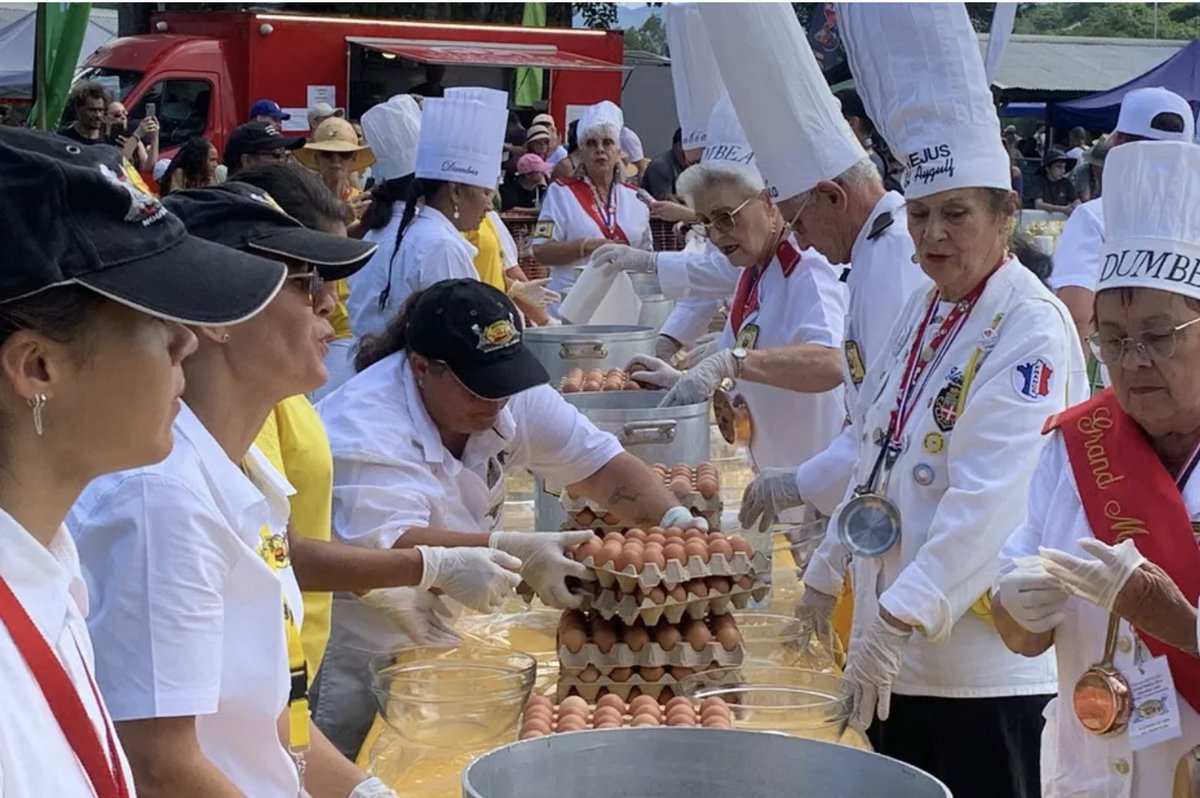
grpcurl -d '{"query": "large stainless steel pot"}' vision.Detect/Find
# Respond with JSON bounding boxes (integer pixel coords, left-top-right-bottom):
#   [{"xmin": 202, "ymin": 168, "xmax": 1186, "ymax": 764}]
[
  {"xmin": 524, "ymin": 325, "xmax": 655, "ymax": 386},
  {"xmin": 462, "ymin": 728, "xmax": 952, "ymax": 798},
  {"xmin": 534, "ymin": 391, "xmax": 710, "ymax": 530}
]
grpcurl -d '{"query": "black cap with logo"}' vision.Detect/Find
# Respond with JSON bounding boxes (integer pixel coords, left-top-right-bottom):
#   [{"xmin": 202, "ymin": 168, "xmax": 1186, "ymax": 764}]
[
  {"xmin": 163, "ymin": 182, "xmax": 377, "ymax": 280},
  {"xmin": 0, "ymin": 127, "xmax": 285, "ymax": 325},
  {"xmin": 224, "ymin": 121, "xmax": 305, "ymax": 170},
  {"xmin": 407, "ymin": 279, "xmax": 549, "ymax": 400}
]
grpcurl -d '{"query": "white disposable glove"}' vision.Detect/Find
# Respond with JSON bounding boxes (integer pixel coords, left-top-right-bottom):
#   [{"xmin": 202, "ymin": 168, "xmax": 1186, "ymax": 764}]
[
  {"xmin": 590, "ymin": 242, "xmax": 657, "ymax": 275},
  {"xmin": 508, "ymin": 278, "xmax": 561, "ymax": 309},
  {"xmin": 655, "ymin": 334, "xmax": 682, "ymax": 362},
  {"xmin": 842, "ymin": 614, "xmax": 911, "ymax": 732},
  {"xmin": 489, "ymin": 530, "xmax": 597, "ymax": 608},
  {"xmin": 996, "ymin": 558, "xmax": 1071, "ymax": 633},
  {"xmin": 416, "ymin": 545, "xmax": 523, "ymax": 614},
  {"xmin": 660, "ymin": 349, "xmax": 736, "ymax": 408},
  {"xmin": 679, "ymin": 331, "xmax": 723, "ymax": 370},
  {"xmin": 794, "ymin": 584, "xmax": 837, "ymax": 649},
  {"xmin": 358, "ymin": 587, "xmax": 462, "ymax": 646},
  {"xmin": 350, "ymin": 777, "xmax": 398, "ymax": 797},
  {"xmin": 626, "ymin": 355, "xmax": 682, "ymax": 389},
  {"xmin": 1039, "ymin": 538, "xmax": 1146, "ymax": 612},
  {"xmin": 660, "ymin": 506, "xmax": 710, "ymax": 532},
  {"xmin": 739, "ymin": 468, "xmax": 804, "ymax": 533}
]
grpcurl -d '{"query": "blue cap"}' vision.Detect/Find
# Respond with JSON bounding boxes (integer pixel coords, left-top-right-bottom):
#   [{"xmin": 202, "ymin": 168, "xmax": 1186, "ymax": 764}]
[{"xmin": 249, "ymin": 99, "xmax": 289, "ymax": 121}]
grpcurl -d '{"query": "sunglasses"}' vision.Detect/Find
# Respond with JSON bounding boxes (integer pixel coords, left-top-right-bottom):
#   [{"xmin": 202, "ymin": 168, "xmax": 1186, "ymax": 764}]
[
  {"xmin": 286, "ymin": 268, "xmax": 326, "ymax": 310},
  {"xmin": 695, "ymin": 196, "xmax": 756, "ymax": 237}
]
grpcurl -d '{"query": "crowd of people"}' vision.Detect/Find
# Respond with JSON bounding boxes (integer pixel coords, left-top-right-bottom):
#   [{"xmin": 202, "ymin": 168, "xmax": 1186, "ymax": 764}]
[{"xmin": 4, "ymin": 3, "xmax": 1200, "ymax": 798}]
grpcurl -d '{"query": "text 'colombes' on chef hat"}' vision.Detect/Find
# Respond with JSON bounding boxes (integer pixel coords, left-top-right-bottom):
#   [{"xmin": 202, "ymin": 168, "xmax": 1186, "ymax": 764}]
[
  {"xmin": 1098, "ymin": 141, "xmax": 1200, "ymax": 302},
  {"xmin": 414, "ymin": 97, "xmax": 507, "ymax": 191},
  {"xmin": 699, "ymin": 2, "xmax": 865, "ymax": 202},
  {"xmin": 666, "ymin": 2, "xmax": 726, "ymax": 152},
  {"xmin": 837, "ymin": 2, "xmax": 1010, "ymax": 200}
]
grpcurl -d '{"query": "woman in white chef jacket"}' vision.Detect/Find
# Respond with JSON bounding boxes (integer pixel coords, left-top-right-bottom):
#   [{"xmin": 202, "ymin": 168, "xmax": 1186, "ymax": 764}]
[
  {"xmin": 314, "ymin": 278, "xmax": 707, "ymax": 757},
  {"xmin": 0, "ymin": 129, "xmax": 268, "ymax": 798},
  {"xmin": 997, "ymin": 141, "xmax": 1200, "ymax": 798},
  {"xmin": 531, "ymin": 100, "xmax": 654, "ymax": 302},
  {"xmin": 800, "ymin": 6, "xmax": 1086, "ymax": 797}
]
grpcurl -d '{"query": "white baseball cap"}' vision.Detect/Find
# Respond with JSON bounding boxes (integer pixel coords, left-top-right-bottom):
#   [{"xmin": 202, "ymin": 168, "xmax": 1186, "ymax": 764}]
[{"xmin": 1116, "ymin": 87, "xmax": 1195, "ymax": 142}]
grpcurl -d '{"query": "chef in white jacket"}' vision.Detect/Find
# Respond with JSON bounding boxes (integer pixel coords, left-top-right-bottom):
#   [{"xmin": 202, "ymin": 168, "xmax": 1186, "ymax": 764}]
[
  {"xmin": 997, "ymin": 141, "xmax": 1200, "ymax": 798},
  {"xmin": 798, "ymin": 6, "xmax": 1087, "ymax": 797}
]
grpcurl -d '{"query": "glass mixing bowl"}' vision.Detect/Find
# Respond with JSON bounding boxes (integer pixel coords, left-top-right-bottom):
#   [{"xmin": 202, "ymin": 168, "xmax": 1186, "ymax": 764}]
[
  {"xmin": 454, "ymin": 609, "xmax": 560, "ymax": 696},
  {"xmin": 368, "ymin": 645, "xmax": 536, "ymax": 748},
  {"xmin": 732, "ymin": 611, "xmax": 838, "ymax": 671}
]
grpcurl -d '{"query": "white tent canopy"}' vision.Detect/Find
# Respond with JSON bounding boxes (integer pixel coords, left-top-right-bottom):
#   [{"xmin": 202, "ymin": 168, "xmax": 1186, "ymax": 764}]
[{"xmin": 0, "ymin": 9, "xmax": 116, "ymax": 99}]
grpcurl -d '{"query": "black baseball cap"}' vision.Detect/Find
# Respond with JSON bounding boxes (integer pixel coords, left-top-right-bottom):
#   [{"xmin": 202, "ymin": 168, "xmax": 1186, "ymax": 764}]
[
  {"xmin": 163, "ymin": 182, "xmax": 378, "ymax": 280},
  {"xmin": 407, "ymin": 279, "xmax": 549, "ymax": 400},
  {"xmin": 0, "ymin": 127, "xmax": 285, "ymax": 325},
  {"xmin": 224, "ymin": 121, "xmax": 304, "ymax": 170}
]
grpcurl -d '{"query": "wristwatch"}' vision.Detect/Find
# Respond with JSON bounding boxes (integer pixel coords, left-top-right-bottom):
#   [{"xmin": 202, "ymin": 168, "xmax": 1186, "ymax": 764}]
[{"xmin": 731, "ymin": 346, "xmax": 748, "ymax": 378}]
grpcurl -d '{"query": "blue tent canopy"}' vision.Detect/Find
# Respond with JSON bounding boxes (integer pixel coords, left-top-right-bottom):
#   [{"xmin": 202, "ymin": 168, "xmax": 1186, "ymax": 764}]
[{"xmin": 1050, "ymin": 38, "xmax": 1200, "ymax": 131}]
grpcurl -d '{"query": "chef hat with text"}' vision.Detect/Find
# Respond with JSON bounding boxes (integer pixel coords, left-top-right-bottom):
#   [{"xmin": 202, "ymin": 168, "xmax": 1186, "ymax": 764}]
[
  {"xmin": 444, "ymin": 86, "xmax": 509, "ymax": 113},
  {"xmin": 699, "ymin": 3, "xmax": 864, "ymax": 201},
  {"xmin": 579, "ymin": 101, "xmax": 624, "ymax": 142},
  {"xmin": 838, "ymin": 2, "xmax": 1010, "ymax": 200},
  {"xmin": 361, "ymin": 94, "xmax": 421, "ymax": 182},
  {"xmin": 414, "ymin": 97, "xmax": 507, "ymax": 190},
  {"xmin": 665, "ymin": 2, "xmax": 725, "ymax": 151},
  {"xmin": 1098, "ymin": 141, "xmax": 1200, "ymax": 301},
  {"xmin": 700, "ymin": 95, "xmax": 763, "ymax": 187}
]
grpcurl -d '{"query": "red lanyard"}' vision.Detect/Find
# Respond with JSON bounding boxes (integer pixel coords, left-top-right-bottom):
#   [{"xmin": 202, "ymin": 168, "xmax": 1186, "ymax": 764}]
[
  {"xmin": 0, "ymin": 575, "xmax": 129, "ymax": 798},
  {"xmin": 887, "ymin": 258, "xmax": 1005, "ymax": 448},
  {"xmin": 588, "ymin": 179, "xmax": 617, "ymax": 236}
]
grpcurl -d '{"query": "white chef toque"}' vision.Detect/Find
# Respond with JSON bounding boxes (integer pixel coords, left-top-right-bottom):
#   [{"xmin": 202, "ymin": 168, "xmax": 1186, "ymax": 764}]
[
  {"xmin": 578, "ymin": 100, "xmax": 624, "ymax": 142},
  {"xmin": 360, "ymin": 94, "xmax": 421, "ymax": 182},
  {"xmin": 700, "ymin": 95, "xmax": 762, "ymax": 186},
  {"xmin": 837, "ymin": 2, "xmax": 1010, "ymax": 200},
  {"xmin": 414, "ymin": 97, "xmax": 507, "ymax": 190},
  {"xmin": 665, "ymin": 2, "xmax": 725, "ymax": 151},
  {"xmin": 699, "ymin": 3, "xmax": 864, "ymax": 201},
  {"xmin": 444, "ymin": 86, "xmax": 509, "ymax": 112},
  {"xmin": 1098, "ymin": 141, "xmax": 1200, "ymax": 301}
]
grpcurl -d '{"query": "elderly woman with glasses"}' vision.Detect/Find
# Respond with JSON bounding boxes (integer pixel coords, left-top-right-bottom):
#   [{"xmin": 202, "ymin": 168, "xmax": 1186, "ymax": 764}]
[{"xmin": 997, "ymin": 142, "xmax": 1200, "ymax": 797}]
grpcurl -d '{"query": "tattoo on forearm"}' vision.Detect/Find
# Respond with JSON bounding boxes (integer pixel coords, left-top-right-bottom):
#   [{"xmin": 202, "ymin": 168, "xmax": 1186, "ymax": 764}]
[{"xmin": 608, "ymin": 486, "xmax": 640, "ymax": 506}]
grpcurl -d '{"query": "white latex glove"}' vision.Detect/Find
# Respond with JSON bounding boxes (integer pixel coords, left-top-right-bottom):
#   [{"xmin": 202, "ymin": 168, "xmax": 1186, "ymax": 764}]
[
  {"xmin": 626, "ymin": 354, "xmax": 682, "ymax": 389},
  {"xmin": 350, "ymin": 777, "xmax": 398, "ymax": 797},
  {"xmin": 358, "ymin": 587, "xmax": 462, "ymax": 646},
  {"xmin": 660, "ymin": 506, "xmax": 710, "ymax": 532},
  {"xmin": 508, "ymin": 278, "xmax": 561, "ymax": 309},
  {"xmin": 416, "ymin": 545, "xmax": 523, "ymax": 614},
  {"xmin": 660, "ymin": 349, "xmax": 736, "ymax": 408},
  {"xmin": 489, "ymin": 530, "xmax": 597, "ymax": 608},
  {"xmin": 842, "ymin": 614, "xmax": 911, "ymax": 732},
  {"xmin": 996, "ymin": 558, "xmax": 1071, "ymax": 633},
  {"xmin": 739, "ymin": 468, "xmax": 804, "ymax": 533},
  {"xmin": 1039, "ymin": 538, "xmax": 1146, "ymax": 611},
  {"xmin": 794, "ymin": 584, "xmax": 837, "ymax": 649},
  {"xmin": 679, "ymin": 331, "xmax": 723, "ymax": 370},
  {"xmin": 655, "ymin": 334, "xmax": 682, "ymax": 362},
  {"xmin": 590, "ymin": 242, "xmax": 657, "ymax": 275}
]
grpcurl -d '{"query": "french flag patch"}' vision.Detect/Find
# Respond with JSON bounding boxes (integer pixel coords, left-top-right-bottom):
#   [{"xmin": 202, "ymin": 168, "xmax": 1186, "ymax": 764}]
[{"xmin": 1013, "ymin": 357, "xmax": 1054, "ymax": 401}]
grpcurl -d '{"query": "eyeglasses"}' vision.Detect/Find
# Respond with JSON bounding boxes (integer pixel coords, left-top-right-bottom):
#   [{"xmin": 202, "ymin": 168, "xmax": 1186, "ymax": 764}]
[
  {"xmin": 1087, "ymin": 316, "xmax": 1200, "ymax": 364},
  {"xmin": 695, "ymin": 196, "xmax": 756, "ymax": 238},
  {"xmin": 286, "ymin": 268, "xmax": 326, "ymax": 310},
  {"xmin": 784, "ymin": 192, "xmax": 814, "ymax": 233}
]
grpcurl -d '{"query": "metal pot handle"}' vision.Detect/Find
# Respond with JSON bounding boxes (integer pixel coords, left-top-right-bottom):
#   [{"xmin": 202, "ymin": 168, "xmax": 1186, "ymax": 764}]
[
  {"xmin": 620, "ymin": 420, "xmax": 677, "ymax": 445},
  {"xmin": 559, "ymin": 340, "xmax": 608, "ymax": 360}
]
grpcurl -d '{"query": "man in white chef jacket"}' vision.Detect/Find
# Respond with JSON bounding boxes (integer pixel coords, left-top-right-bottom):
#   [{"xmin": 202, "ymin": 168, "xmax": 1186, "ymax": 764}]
[{"xmin": 1051, "ymin": 87, "xmax": 1194, "ymax": 356}]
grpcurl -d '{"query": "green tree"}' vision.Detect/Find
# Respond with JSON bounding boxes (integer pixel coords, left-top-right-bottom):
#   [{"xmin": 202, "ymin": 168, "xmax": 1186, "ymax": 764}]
[{"xmin": 624, "ymin": 14, "xmax": 667, "ymax": 55}]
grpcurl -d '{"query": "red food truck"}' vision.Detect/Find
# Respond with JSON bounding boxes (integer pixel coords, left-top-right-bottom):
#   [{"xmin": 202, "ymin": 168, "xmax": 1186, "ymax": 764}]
[{"xmin": 76, "ymin": 10, "xmax": 625, "ymax": 157}]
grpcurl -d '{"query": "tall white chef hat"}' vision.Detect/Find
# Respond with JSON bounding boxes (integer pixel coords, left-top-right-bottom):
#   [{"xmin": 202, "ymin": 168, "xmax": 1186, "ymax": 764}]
[
  {"xmin": 444, "ymin": 86, "xmax": 509, "ymax": 112},
  {"xmin": 1098, "ymin": 141, "xmax": 1200, "ymax": 301},
  {"xmin": 701, "ymin": 95, "xmax": 762, "ymax": 186},
  {"xmin": 838, "ymin": 3, "xmax": 1010, "ymax": 200},
  {"xmin": 579, "ymin": 100, "xmax": 623, "ymax": 142},
  {"xmin": 361, "ymin": 94, "xmax": 421, "ymax": 182},
  {"xmin": 414, "ymin": 97, "xmax": 507, "ymax": 190},
  {"xmin": 699, "ymin": 3, "xmax": 864, "ymax": 201},
  {"xmin": 665, "ymin": 2, "xmax": 725, "ymax": 151}
]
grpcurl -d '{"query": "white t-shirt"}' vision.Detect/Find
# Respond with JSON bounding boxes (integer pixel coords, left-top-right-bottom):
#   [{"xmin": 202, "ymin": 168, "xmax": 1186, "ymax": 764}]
[
  {"xmin": 70, "ymin": 403, "xmax": 305, "ymax": 798},
  {"xmin": 391, "ymin": 204, "xmax": 478, "ymax": 312},
  {"xmin": 317, "ymin": 354, "xmax": 622, "ymax": 651},
  {"xmin": 1049, "ymin": 197, "xmax": 1104, "ymax": 292},
  {"xmin": 0, "ymin": 515, "xmax": 137, "ymax": 797},
  {"xmin": 347, "ymin": 201, "xmax": 407, "ymax": 343},
  {"xmin": 1000, "ymin": 436, "xmax": 1200, "ymax": 798}
]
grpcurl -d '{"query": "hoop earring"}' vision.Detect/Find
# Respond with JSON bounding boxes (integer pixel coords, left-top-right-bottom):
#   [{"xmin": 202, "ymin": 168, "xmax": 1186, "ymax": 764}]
[
  {"xmin": 911, "ymin": 253, "xmax": 919, "ymax": 264},
  {"xmin": 28, "ymin": 394, "xmax": 45, "ymax": 437}
]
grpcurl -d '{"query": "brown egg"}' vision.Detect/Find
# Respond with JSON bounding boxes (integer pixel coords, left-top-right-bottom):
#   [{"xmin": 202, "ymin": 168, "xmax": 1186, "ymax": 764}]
[
  {"xmin": 602, "ymin": 511, "xmax": 621, "ymax": 524},
  {"xmin": 651, "ymin": 462, "xmax": 667, "ymax": 474},
  {"xmin": 574, "ymin": 508, "xmax": 596, "ymax": 527},
  {"xmin": 557, "ymin": 714, "xmax": 588, "ymax": 732},
  {"xmin": 559, "ymin": 609, "xmax": 587, "ymax": 632},
  {"xmin": 646, "ymin": 532, "xmax": 667, "ymax": 546},
  {"xmin": 573, "ymin": 537, "xmax": 603, "ymax": 563},
  {"xmin": 520, "ymin": 728, "xmax": 547, "ymax": 740},
  {"xmin": 577, "ymin": 665, "xmax": 601, "ymax": 683},
  {"xmin": 685, "ymin": 620, "xmax": 712, "ymax": 651},
  {"xmin": 646, "ymin": 586, "xmax": 668, "ymax": 605},
  {"xmin": 686, "ymin": 579, "xmax": 709, "ymax": 598},
  {"xmin": 603, "ymin": 531, "xmax": 626, "ymax": 543},
  {"xmin": 666, "ymin": 712, "xmax": 696, "ymax": 727},
  {"xmin": 684, "ymin": 538, "xmax": 710, "ymax": 564},
  {"xmin": 614, "ymin": 545, "xmax": 644, "ymax": 573},
  {"xmin": 655, "ymin": 624, "xmax": 682, "ymax": 651},
  {"xmin": 728, "ymin": 536, "xmax": 753, "ymax": 556},
  {"xmin": 682, "ymin": 528, "xmax": 706, "ymax": 541},
  {"xmin": 561, "ymin": 381, "xmax": 579, "ymax": 394},
  {"xmin": 631, "ymin": 712, "xmax": 660, "ymax": 727},
  {"xmin": 671, "ymin": 666, "xmax": 695, "ymax": 679},
  {"xmin": 697, "ymin": 478, "xmax": 718, "ymax": 499},
  {"xmin": 560, "ymin": 626, "xmax": 587, "ymax": 654},
  {"xmin": 522, "ymin": 716, "xmax": 552, "ymax": 734},
  {"xmin": 702, "ymin": 716, "xmax": 732, "ymax": 729},
  {"xmin": 526, "ymin": 694, "xmax": 553, "ymax": 710},
  {"xmin": 624, "ymin": 623, "xmax": 650, "ymax": 652},
  {"xmin": 594, "ymin": 718, "xmax": 623, "ymax": 729},
  {"xmin": 668, "ymin": 584, "xmax": 688, "ymax": 603},
  {"xmin": 700, "ymin": 697, "xmax": 729, "ymax": 714},
  {"xmin": 669, "ymin": 477, "xmax": 692, "ymax": 498},
  {"xmin": 595, "ymin": 693, "xmax": 626, "ymax": 713},
  {"xmin": 707, "ymin": 537, "xmax": 733, "ymax": 561},
  {"xmin": 559, "ymin": 695, "xmax": 589, "ymax": 715},
  {"xmin": 642, "ymin": 543, "xmax": 666, "ymax": 570},
  {"xmin": 523, "ymin": 708, "xmax": 553, "ymax": 727},
  {"xmin": 735, "ymin": 575, "xmax": 755, "ymax": 590},
  {"xmin": 591, "ymin": 617, "xmax": 618, "ymax": 654},
  {"xmin": 608, "ymin": 667, "xmax": 634, "ymax": 682},
  {"xmin": 664, "ymin": 695, "xmax": 692, "ymax": 712},
  {"xmin": 622, "ymin": 527, "xmax": 644, "ymax": 541},
  {"xmin": 664, "ymin": 526, "xmax": 684, "ymax": 538},
  {"xmin": 662, "ymin": 541, "xmax": 687, "ymax": 563},
  {"xmin": 706, "ymin": 576, "xmax": 732, "ymax": 595},
  {"xmin": 639, "ymin": 666, "xmax": 665, "ymax": 681},
  {"xmin": 715, "ymin": 624, "xmax": 742, "ymax": 651},
  {"xmin": 591, "ymin": 706, "xmax": 623, "ymax": 726},
  {"xmin": 597, "ymin": 540, "xmax": 622, "ymax": 567},
  {"xmin": 629, "ymin": 694, "xmax": 660, "ymax": 715}
]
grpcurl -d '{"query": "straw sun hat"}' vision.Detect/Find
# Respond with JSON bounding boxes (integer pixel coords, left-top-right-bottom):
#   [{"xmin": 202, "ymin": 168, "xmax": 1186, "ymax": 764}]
[{"xmin": 296, "ymin": 117, "xmax": 376, "ymax": 173}]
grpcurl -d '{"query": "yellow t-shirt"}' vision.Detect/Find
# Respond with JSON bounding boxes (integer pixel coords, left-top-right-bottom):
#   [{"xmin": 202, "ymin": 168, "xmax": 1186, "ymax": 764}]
[
  {"xmin": 327, "ymin": 186, "xmax": 361, "ymax": 340},
  {"xmin": 254, "ymin": 395, "xmax": 334, "ymax": 681},
  {"xmin": 463, "ymin": 213, "xmax": 507, "ymax": 293}
]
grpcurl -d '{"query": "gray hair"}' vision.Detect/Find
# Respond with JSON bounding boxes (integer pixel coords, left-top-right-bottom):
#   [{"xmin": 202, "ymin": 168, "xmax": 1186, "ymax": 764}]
[
  {"xmin": 787, "ymin": 157, "xmax": 882, "ymax": 207},
  {"xmin": 676, "ymin": 161, "xmax": 764, "ymax": 208},
  {"xmin": 580, "ymin": 121, "xmax": 621, "ymax": 145}
]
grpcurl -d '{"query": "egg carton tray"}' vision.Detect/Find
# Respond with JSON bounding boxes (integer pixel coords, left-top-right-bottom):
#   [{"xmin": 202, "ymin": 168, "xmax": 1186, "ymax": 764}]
[
  {"xmin": 556, "ymin": 667, "xmax": 741, "ymax": 702},
  {"xmin": 580, "ymin": 582, "xmax": 769, "ymax": 626},
  {"xmin": 560, "ymin": 490, "xmax": 723, "ymax": 520},
  {"xmin": 559, "ymin": 510, "xmax": 722, "ymax": 534},
  {"xmin": 580, "ymin": 549, "xmax": 769, "ymax": 592},
  {"xmin": 557, "ymin": 639, "xmax": 744, "ymax": 670}
]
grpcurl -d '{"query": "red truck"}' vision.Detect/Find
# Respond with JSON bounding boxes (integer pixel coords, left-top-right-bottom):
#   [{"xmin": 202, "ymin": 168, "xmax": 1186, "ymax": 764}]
[{"xmin": 76, "ymin": 10, "xmax": 625, "ymax": 157}]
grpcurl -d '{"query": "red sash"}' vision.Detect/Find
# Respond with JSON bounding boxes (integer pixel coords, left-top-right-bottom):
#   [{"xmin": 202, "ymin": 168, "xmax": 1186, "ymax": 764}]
[
  {"xmin": 1051, "ymin": 388, "xmax": 1200, "ymax": 714},
  {"xmin": 730, "ymin": 238, "xmax": 801, "ymax": 334},
  {"xmin": 558, "ymin": 177, "xmax": 630, "ymax": 244}
]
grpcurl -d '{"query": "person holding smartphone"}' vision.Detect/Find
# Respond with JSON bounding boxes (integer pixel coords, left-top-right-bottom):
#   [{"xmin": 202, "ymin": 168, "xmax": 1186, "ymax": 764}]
[{"xmin": 105, "ymin": 100, "xmax": 159, "ymax": 171}]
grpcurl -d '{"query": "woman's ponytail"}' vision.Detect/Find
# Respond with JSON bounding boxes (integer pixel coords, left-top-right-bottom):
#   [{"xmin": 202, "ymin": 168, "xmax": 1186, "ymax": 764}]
[{"xmin": 355, "ymin": 288, "xmax": 424, "ymax": 373}]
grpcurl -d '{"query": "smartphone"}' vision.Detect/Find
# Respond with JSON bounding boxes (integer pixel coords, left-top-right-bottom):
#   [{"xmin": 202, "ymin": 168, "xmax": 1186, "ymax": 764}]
[{"xmin": 145, "ymin": 102, "xmax": 156, "ymax": 119}]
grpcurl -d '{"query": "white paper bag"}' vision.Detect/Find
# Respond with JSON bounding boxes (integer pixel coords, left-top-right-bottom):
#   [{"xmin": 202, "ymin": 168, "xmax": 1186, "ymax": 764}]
[{"xmin": 558, "ymin": 267, "xmax": 642, "ymax": 325}]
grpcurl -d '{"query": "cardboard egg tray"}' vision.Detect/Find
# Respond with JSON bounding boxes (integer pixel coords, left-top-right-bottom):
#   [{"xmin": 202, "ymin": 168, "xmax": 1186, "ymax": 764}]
[
  {"xmin": 580, "ymin": 582, "xmax": 770, "ymax": 626},
  {"xmin": 518, "ymin": 697, "xmax": 735, "ymax": 738},
  {"xmin": 557, "ymin": 637, "xmax": 744, "ymax": 670},
  {"xmin": 560, "ymin": 490, "xmax": 723, "ymax": 525},
  {"xmin": 578, "ymin": 548, "xmax": 769, "ymax": 592},
  {"xmin": 559, "ymin": 505, "xmax": 721, "ymax": 534},
  {"xmin": 556, "ymin": 665, "xmax": 741, "ymax": 702}
]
